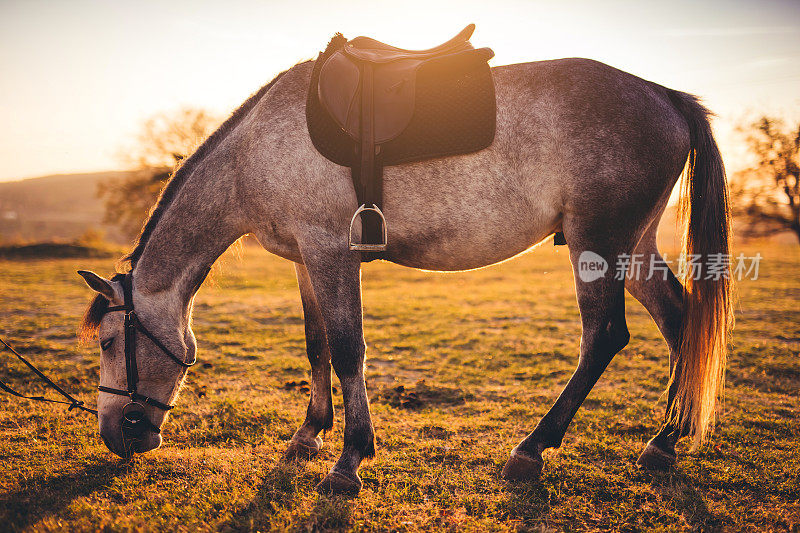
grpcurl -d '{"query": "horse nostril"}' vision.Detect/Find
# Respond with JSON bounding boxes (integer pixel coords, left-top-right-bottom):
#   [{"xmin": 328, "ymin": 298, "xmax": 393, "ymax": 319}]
[{"xmin": 121, "ymin": 402, "xmax": 151, "ymax": 440}]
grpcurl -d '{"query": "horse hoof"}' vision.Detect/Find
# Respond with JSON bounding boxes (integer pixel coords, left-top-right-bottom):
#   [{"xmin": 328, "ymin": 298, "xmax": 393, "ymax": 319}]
[
  {"xmin": 315, "ymin": 471, "xmax": 362, "ymax": 497},
  {"xmin": 283, "ymin": 436, "xmax": 323, "ymax": 462},
  {"xmin": 501, "ymin": 447, "xmax": 543, "ymax": 481},
  {"xmin": 636, "ymin": 440, "xmax": 676, "ymax": 471}
]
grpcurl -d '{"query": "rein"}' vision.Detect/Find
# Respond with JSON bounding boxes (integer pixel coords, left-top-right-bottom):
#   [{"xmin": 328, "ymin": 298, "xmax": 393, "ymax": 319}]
[{"xmin": 0, "ymin": 336, "xmax": 98, "ymax": 416}]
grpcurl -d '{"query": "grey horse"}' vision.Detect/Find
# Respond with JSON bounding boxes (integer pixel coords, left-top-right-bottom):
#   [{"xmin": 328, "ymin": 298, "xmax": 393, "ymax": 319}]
[{"xmin": 78, "ymin": 56, "xmax": 732, "ymax": 496}]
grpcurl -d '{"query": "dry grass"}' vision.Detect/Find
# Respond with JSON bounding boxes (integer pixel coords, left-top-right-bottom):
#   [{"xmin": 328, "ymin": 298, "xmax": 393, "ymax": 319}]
[{"xmin": 0, "ymin": 241, "xmax": 798, "ymax": 531}]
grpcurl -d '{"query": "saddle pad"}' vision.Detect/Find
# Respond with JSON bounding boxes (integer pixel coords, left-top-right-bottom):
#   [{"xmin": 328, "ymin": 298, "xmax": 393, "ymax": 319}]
[{"xmin": 306, "ymin": 38, "xmax": 496, "ymax": 168}]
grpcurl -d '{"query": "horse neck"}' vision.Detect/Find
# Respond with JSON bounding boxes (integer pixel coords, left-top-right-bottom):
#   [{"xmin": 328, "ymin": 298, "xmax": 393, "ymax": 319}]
[{"xmin": 132, "ymin": 164, "xmax": 246, "ymax": 315}]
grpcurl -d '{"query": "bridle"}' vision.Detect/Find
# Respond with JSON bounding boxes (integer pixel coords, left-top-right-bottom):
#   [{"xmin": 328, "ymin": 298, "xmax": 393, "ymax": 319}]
[
  {"xmin": 98, "ymin": 273, "xmax": 196, "ymax": 443},
  {"xmin": 1, "ymin": 272, "xmax": 197, "ymax": 455}
]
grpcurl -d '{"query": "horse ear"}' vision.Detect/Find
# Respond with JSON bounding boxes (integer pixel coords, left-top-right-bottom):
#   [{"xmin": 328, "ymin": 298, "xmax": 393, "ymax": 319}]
[{"xmin": 77, "ymin": 270, "xmax": 117, "ymax": 301}]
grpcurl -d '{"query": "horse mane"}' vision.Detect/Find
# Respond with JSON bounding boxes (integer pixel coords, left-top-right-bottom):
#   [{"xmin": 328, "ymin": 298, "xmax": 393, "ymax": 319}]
[
  {"xmin": 121, "ymin": 65, "xmax": 296, "ymax": 270},
  {"xmin": 80, "ymin": 64, "xmax": 303, "ymax": 339}
]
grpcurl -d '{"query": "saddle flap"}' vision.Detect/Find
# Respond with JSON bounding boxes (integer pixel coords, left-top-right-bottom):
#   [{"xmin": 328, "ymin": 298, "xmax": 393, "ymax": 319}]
[
  {"xmin": 317, "ymin": 52, "xmax": 361, "ymax": 138},
  {"xmin": 319, "ymin": 53, "xmax": 421, "ymax": 143}
]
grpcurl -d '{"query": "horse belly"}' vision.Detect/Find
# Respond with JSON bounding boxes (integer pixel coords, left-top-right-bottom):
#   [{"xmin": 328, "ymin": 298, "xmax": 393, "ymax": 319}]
[{"xmin": 383, "ymin": 186, "xmax": 559, "ymax": 271}]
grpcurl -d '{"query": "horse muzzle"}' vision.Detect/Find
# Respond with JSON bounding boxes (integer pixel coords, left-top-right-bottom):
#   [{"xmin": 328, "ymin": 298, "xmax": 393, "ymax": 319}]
[{"xmin": 100, "ymin": 402, "xmax": 162, "ymax": 458}]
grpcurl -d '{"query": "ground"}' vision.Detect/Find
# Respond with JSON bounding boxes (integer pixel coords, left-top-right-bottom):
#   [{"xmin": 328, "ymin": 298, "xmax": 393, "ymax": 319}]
[{"xmin": 0, "ymin": 240, "xmax": 798, "ymax": 532}]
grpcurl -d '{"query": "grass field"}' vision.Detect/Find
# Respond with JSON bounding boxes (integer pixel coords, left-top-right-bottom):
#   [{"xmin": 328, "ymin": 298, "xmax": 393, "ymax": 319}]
[{"xmin": 1, "ymin": 241, "xmax": 798, "ymax": 532}]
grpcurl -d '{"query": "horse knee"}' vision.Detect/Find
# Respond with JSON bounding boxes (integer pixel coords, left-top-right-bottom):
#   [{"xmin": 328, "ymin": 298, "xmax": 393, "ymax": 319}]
[
  {"xmin": 304, "ymin": 332, "xmax": 329, "ymax": 365},
  {"xmin": 306, "ymin": 389, "xmax": 334, "ymax": 431},
  {"xmin": 607, "ymin": 318, "xmax": 630, "ymax": 354},
  {"xmin": 329, "ymin": 331, "xmax": 366, "ymax": 377}
]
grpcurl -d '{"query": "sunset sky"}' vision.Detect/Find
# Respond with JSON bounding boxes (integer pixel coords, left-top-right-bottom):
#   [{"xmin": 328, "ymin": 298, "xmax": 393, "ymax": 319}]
[{"xmin": 1, "ymin": 0, "xmax": 798, "ymax": 182}]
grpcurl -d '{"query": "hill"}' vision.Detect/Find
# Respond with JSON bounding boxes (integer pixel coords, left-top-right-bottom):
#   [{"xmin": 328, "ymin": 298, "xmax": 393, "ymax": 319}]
[{"xmin": 0, "ymin": 171, "xmax": 133, "ymax": 243}]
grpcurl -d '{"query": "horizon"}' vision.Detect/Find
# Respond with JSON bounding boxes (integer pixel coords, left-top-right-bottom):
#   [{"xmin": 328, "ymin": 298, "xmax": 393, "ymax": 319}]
[{"xmin": 1, "ymin": 0, "xmax": 799, "ymax": 183}]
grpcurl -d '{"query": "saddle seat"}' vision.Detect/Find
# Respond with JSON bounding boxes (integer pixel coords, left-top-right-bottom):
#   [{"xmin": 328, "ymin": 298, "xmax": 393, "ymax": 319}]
[{"xmin": 343, "ymin": 24, "xmax": 475, "ymax": 62}]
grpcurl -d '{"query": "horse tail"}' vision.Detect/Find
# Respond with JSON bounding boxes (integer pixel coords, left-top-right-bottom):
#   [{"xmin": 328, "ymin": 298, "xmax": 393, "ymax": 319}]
[{"xmin": 666, "ymin": 90, "xmax": 733, "ymax": 449}]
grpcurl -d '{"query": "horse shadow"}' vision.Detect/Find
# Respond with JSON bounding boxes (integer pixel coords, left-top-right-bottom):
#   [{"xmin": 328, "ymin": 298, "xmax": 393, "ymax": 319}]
[
  {"xmin": 0, "ymin": 458, "xmax": 131, "ymax": 532},
  {"xmin": 221, "ymin": 463, "xmax": 354, "ymax": 532},
  {"xmin": 643, "ymin": 469, "xmax": 721, "ymax": 529},
  {"xmin": 499, "ymin": 479, "xmax": 553, "ymax": 523},
  {"xmin": 500, "ymin": 466, "xmax": 719, "ymax": 530}
]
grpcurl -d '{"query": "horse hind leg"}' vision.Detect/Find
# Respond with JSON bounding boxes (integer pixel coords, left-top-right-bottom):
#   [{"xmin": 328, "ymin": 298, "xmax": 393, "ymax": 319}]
[
  {"xmin": 284, "ymin": 263, "xmax": 335, "ymax": 461},
  {"xmin": 502, "ymin": 240, "xmax": 631, "ymax": 481},
  {"xmin": 625, "ymin": 230, "xmax": 686, "ymax": 470}
]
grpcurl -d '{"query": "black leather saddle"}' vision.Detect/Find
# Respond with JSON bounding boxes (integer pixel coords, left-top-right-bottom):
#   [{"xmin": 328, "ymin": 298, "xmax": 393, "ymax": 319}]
[{"xmin": 306, "ymin": 24, "xmax": 496, "ymax": 258}]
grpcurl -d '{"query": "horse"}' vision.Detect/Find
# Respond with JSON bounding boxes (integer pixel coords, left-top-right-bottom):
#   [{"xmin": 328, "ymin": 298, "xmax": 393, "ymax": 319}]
[{"xmin": 77, "ymin": 56, "xmax": 732, "ymax": 496}]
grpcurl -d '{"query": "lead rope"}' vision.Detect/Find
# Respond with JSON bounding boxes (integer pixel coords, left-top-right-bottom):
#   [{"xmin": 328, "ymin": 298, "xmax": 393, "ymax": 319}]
[{"xmin": 0, "ymin": 336, "xmax": 98, "ymax": 416}]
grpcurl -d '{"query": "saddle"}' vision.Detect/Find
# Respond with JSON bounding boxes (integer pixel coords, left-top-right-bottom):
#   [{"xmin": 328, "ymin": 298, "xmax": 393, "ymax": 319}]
[{"xmin": 306, "ymin": 24, "xmax": 496, "ymax": 258}]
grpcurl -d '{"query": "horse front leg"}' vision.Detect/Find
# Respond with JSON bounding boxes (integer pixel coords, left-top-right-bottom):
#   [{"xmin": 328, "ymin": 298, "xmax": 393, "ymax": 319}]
[
  {"xmin": 502, "ymin": 244, "xmax": 630, "ymax": 481},
  {"xmin": 299, "ymin": 246, "xmax": 374, "ymax": 496},
  {"xmin": 284, "ymin": 263, "xmax": 334, "ymax": 461}
]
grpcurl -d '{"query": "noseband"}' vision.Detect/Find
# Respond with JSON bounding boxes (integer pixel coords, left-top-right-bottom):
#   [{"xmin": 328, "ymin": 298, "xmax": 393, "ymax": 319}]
[{"xmin": 98, "ymin": 273, "xmax": 196, "ymax": 441}]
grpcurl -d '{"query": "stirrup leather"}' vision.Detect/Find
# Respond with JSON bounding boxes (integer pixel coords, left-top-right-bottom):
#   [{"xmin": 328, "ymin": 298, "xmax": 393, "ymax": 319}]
[{"xmin": 348, "ymin": 204, "xmax": 388, "ymax": 252}]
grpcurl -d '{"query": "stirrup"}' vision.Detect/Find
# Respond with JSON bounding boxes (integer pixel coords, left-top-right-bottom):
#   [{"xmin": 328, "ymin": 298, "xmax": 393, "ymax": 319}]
[{"xmin": 348, "ymin": 204, "xmax": 388, "ymax": 252}]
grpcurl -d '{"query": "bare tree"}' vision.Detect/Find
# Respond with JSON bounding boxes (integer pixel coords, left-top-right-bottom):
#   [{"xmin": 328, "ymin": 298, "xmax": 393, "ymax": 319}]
[
  {"xmin": 99, "ymin": 107, "xmax": 220, "ymax": 238},
  {"xmin": 731, "ymin": 115, "xmax": 800, "ymax": 244}
]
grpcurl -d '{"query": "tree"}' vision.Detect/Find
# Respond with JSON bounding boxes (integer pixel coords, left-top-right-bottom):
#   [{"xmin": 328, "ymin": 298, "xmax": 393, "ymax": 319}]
[
  {"xmin": 99, "ymin": 107, "xmax": 220, "ymax": 239},
  {"xmin": 731, "ymin": 116, "xmax": 800, "ymax": 244}
]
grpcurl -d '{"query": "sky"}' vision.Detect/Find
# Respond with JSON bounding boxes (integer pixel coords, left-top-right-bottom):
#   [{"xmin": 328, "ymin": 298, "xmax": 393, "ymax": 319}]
[{"xmin": 0, "ymin": 0, "xmax": 798, "ymax": 182}]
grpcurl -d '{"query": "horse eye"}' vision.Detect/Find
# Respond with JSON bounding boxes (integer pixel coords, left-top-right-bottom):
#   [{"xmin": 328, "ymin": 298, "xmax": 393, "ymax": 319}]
[{"xmin": 101, "ymin": 338, "xmax": 114, "ymax": 351}]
